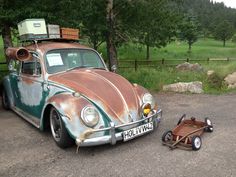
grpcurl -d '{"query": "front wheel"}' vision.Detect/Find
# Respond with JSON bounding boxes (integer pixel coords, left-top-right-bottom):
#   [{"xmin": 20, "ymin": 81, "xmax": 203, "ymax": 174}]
[
  {"xmin": 50, "ymin": 107, "xmax": 74, "ymax": 148},
  {"xmin": 2, "ymin": 89, "xmax": 10, "ymax": 110},
  {"xmin": 192, "ymin": 136, "xmax": 202, "ymax": 151},
  {"xmin": 162, "ymin": 130, "xmax": 173, "ymax": 142}
]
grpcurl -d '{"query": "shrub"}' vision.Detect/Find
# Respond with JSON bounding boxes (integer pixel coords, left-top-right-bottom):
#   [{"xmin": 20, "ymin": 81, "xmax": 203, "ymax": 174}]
[{"xmin": 207, "ymin": 73, "xmax": 224, "ymax": 89}]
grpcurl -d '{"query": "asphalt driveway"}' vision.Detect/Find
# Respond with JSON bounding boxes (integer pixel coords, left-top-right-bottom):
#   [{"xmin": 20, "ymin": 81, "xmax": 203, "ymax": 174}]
[{"xmin": 0, "ymin": 93, "xmax": 236, "ymax": 177}]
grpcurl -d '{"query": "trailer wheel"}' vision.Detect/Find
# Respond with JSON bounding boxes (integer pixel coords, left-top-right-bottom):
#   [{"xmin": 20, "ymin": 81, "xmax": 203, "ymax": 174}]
[
  {"xmin": 204, "ymin": 117, "xmax": 213, "ymax": 132},
  {"xmin": 192, "ymin": 136, "xmax": 202, "ymax": 151},
  {"xmin": 162, "ymin": 130, "xmax": 173, "ymax": 142},
  {"xmin": 177, "ymin": 114, "xmax": 186, "ymax": 125}
]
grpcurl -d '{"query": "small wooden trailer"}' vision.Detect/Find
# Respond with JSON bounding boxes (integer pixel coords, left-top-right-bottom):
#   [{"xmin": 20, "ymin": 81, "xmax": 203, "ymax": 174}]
[{"xmin": 162, "ymin": 114, "xmax": 213, "ymax": 151}]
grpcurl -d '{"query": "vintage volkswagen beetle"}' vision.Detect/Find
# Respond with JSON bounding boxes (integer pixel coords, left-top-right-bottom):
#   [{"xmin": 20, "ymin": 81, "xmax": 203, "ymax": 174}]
[{"xmin": 2, "ymin": 39, "xmax": 162, "ymax": 148}]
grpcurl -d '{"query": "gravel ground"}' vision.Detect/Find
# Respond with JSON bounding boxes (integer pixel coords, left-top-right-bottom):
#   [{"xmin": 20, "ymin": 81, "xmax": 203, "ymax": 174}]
[{"xmin": 0, "ymin": 93, "xmax": 236, "ymax": 177}]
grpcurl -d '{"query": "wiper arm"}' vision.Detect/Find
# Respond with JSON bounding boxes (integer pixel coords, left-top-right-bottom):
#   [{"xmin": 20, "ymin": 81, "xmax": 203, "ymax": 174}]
[
  {"xmin": 66, "ymin": 66, "xmax": 88, "ymax": 72},
  {"xmin": 66, "ymin": 66, "xmax": 107, "ymax": 72},
  {"xmin": 90, "ymin": 67, "xmax": 107, "ymax": 70}
]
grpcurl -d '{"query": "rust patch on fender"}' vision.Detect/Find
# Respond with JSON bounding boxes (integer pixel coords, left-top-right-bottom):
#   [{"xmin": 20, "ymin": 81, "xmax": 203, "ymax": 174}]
[{"xmin": 48, "ymin": 93, "xmax": 89, "ymax": 121}]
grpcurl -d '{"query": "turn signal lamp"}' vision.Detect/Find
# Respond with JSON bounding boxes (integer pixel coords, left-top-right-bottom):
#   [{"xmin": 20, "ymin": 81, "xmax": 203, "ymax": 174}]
[{"xmin": 142, "ymin": 103, "xmax": 151, "ymax": 116}]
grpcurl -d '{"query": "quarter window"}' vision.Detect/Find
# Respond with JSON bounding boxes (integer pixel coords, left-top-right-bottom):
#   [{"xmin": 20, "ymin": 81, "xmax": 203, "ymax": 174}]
[{"xmin": 21, "ymin": 58, "xmax": 41, "ymax": 75}]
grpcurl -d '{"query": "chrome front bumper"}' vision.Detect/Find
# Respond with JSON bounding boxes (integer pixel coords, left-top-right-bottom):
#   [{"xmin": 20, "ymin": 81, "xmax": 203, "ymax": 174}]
[{"xmin": 77, "ymin": 109, "xmax": 162, "ymax": 147}]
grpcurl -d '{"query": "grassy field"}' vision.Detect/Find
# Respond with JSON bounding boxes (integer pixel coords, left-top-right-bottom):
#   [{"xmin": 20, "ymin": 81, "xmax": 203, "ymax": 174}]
[
  {"xmin": 114, "ymin": 38, "xmax": 236, "ymax": 60},
  {"xmin": 113, "ymin": 38, "xmax": 236, "ymax": 94},
  {"xmin": 118, "ymin": 62, "xmax": 236, "ymax": 94}
]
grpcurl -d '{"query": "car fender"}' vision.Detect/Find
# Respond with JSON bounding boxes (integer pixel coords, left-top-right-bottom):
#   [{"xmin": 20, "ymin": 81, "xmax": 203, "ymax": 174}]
[
  {"xmin": 133, "ymin": 84, "xmax": 158, "ymax": 109},
  {"xmin": 41, "ymin": 92, "xmax": 108, "ymax": 140}
]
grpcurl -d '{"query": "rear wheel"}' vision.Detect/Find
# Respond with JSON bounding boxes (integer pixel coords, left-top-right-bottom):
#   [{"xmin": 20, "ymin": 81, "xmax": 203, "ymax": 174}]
[
  {"xmin": 50, "ymin": 107, "xmax": 74, "ymax": 148},
  {"xmin": 192, "ymin": 136, "xmax": 202, "ymax": 151},
  {"xmin": 2, "ymin": 89, "xmax": 10, "ymax": 110},
  {"xmin": 205, "ymin": 117, "xmax": 213, "ymax": 132}
]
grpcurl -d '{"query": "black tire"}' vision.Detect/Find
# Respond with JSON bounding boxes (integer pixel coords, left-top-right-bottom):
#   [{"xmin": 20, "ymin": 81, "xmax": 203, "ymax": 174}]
[
  {"xmin": 162, "ymin": 130, "xmax": 173, "ymax": 142},
  {"xmin": 192, "ymin": 136, "xmax": 202, "ymax": 151},
  {"xmin": 50, "ymin": 107, "xmax": 74, "ymax": 148},
  {"xmin": 2, "ymin": 88, "xmax": 10, "ymax": 110},
  {"xmin": 177, "ymin": 114, "xmax": 186, "ymax": 125},
  {"xmin": 205, "ymin": 117, "xmax": 213, "ymax": 132}
]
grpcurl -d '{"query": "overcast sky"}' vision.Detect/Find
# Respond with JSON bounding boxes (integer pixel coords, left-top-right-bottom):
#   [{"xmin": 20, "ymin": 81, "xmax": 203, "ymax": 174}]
[{"xmin": 212, "ymin": 0, "xmax": 236, "ymax": 9}]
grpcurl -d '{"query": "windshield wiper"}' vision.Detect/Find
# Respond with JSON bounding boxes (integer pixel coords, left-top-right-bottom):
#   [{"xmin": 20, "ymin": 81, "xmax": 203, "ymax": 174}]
[
  {"xmin": 66, "ymin": 66, "xmax": 89, "ymax": 72},
  {"xmin": 67, "ymin": 66, "xmax": 107, "ymax": 72},
  {"xmin": 89, "ymin": 67, "xmax": 107, "ymax": 70}
]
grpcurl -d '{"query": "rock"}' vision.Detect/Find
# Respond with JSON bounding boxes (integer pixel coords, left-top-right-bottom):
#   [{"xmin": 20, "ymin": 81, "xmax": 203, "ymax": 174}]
[
  {"xmin": 228, "ymin": 84, "xmax": 236, "ymax": 89},
  {"xmin": 207, "ymin": 70, "xmax": 215, "ymax": 76},
  {"xmin": 224, "ymin": 72, "xmax": 236, "ymax": 89},
  {"xmin": 176, "ymin": 62, "xmax": 203, "ymax": 72},
  {"xmin": 163, "ymin": 81, "xmax": 203, "ymax": 94}
]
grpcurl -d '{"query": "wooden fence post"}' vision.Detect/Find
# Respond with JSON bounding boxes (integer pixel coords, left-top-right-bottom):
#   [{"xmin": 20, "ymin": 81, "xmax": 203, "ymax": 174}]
[
  {"xmin": 135, "ymin": 59, "xmax": 137, "ymax": 71},
  {"xmin": 162, "ymin": 58, "xmax": 165, "ymax": 65}
]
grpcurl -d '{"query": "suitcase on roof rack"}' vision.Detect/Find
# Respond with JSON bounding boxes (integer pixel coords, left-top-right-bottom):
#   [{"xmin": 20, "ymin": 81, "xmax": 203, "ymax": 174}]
[{"xmin": 17, "ymin": 19, "xmax": 48, "ymax": 40}]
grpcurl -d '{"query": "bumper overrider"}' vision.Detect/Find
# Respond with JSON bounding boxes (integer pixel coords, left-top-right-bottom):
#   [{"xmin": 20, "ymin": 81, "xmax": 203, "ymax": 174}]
[{"xmin": 76, "ymin": 109, "xmax": 162, "ymax": 147}]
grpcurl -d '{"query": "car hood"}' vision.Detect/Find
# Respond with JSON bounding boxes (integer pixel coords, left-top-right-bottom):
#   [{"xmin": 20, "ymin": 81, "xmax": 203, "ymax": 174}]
[{"xmin": 48, "ymin": 69, "xmax": 141, "ymax": 124}]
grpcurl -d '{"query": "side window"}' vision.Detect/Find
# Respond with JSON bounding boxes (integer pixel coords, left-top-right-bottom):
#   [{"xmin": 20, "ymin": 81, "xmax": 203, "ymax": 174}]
[
  {"xmin": 21, "ymin": 61, "xmax": 35, "ymax": 75},
  {"xmin": 21, "ymin": 58, "xmax": 41, "ymax": 76}
]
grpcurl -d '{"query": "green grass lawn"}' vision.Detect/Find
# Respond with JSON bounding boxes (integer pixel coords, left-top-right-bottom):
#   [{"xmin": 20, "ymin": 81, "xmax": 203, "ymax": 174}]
[
  {"xmin": 118, "ymin": 61, "xmax": 236, "ymax": 94},
  {"xmin": 114, "ymin": 38, "xmax": 236, "ymax": 61},
  {"xmin": 113, "ymin": 38, "xmax": 236, "ymax": 94}
]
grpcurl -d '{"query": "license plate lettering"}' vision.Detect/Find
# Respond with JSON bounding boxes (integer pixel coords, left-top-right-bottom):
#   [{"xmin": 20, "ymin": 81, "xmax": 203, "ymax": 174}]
[{"xmin": 123, "ymin": 122, "xmax": 153, "ymax": 141}]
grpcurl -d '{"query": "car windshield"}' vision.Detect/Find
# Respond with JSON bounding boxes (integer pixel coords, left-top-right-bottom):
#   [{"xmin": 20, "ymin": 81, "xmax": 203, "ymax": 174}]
[{"xmin": 45, "ymin": 49, "xmax": 106, "ymax": 74}]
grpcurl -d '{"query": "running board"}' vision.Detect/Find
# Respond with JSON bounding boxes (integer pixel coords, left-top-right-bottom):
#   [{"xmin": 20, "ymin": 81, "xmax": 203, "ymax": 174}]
[{"xmin": 12, "ymin": 107, "xmax": 40, "ymax": 129}]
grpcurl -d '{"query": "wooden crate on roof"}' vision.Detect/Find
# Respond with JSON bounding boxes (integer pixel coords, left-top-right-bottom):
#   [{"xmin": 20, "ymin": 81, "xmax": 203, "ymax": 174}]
[{"xmin": 60, "ymin": 28, "xmax": 79, "ymax": 40}]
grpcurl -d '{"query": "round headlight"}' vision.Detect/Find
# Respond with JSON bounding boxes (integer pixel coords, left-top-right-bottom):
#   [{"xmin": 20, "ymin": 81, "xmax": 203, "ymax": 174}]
[
  {"xmin": 142, "ymin": 93, "xmax": 155, "ymax": 109},
  {"xmin": 81, "ymin": 106, "xmax": 100, "ymax": 127}
]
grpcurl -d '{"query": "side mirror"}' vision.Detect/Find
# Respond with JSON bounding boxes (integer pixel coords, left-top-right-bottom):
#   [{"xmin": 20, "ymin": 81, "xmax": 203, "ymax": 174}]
[{"xmin": 111, "ymin": 65, "xmax": 117, "ymax": 73}]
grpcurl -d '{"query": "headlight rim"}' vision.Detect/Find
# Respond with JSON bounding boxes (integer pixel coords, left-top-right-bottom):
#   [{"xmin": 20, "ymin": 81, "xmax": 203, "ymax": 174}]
[
  {"xmin": 142, "ymin": 93, "xmax": 155, "ymax": 109},
  {"xmin": 81, "ymin": 105, "xmax": 100, "ymax": 128}
]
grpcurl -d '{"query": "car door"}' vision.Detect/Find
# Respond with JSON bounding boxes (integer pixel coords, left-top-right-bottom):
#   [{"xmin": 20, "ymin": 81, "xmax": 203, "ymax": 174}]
[{"xmin": 13, "ymin": 55, "xmax": 47, "ymax": 120}]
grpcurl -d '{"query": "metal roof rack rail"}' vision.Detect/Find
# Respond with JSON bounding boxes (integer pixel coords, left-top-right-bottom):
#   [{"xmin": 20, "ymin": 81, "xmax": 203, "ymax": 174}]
[{"xmin": 20, "ymin": 38, "xmax": 80, "ymax": 43}]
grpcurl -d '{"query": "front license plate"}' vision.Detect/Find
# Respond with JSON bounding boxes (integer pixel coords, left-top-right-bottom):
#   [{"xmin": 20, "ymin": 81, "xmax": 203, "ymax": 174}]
[{"xmin": 123, "ymin": 122, "xmax": 153, "ymax": 142}]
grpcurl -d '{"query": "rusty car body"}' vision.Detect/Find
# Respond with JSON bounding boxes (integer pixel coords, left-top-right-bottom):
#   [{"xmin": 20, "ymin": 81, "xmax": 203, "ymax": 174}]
[{"xmin": 2, "ymin": 39, "xmax": 162, "ymax": 148}]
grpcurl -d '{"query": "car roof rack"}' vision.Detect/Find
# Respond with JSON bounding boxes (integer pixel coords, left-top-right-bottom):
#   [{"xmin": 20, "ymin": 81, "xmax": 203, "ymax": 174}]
[{"xmin": 20, "ymin": 38, "xmax": 80, "ymax": 47}]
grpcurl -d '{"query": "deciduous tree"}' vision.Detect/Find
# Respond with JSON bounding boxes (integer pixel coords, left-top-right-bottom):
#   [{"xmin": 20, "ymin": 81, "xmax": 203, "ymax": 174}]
[
  {"xmin": 129, "ymin": 0, "xmax": 179, "ymax": 60},
  {"xmin": 179, "ymin": 16, "xmax": 199, "ymax": 52},
  {"xmin": 214, "ymin": 20, "xmax": 234, "ymax": 47}
]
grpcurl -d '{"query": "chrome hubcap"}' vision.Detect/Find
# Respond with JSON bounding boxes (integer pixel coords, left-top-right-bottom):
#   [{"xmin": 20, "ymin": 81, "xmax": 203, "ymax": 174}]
[
  {"xmin": 207, "ymin": 119, "xmax": 212, "ymax": 126},
  {"xmin": 50, "ymin": 109, "xmax": 62, "ymax": 141},
  {"xmin": 165, "ymin": 132, "xmax": 172, "ymax": 142},
  {"xmin": 194, "ymin": 137, "xmax": 201, "ymax": 149},
  {"xmin": 206, "ymin": 119, "xmax": 213, "ymax": 131}
]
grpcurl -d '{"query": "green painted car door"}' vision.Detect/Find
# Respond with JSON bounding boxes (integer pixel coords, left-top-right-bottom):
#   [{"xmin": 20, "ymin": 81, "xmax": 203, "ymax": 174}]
[{"xmin": 13, "ymin": 57, "xmax": 48, "ymax": 119}]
